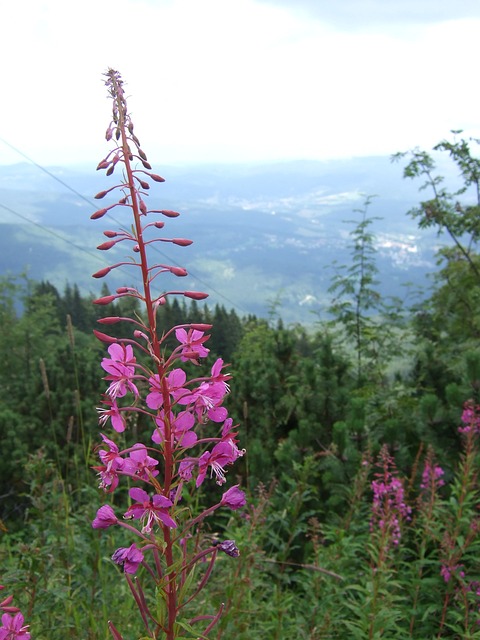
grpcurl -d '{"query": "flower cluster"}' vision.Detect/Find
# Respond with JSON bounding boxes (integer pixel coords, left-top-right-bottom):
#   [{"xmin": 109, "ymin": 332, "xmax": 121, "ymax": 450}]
[
  {"xmin": 370, "ymin": 445, "xmax": 411, "ymax": 548},
  {"xmin": 89, "ymin": 69, "xmax": 246, "ymax": 639},
  {"xmin": 0, "ymin": 586, "xmax": 30, "ymax": 640},
  {"xmin": 459, "ymin": 400, "xmax": 480, "ymax": 435}
]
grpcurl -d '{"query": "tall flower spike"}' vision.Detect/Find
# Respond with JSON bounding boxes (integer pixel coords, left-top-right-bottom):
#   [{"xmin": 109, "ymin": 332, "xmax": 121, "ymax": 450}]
[{"xmin": 91, "ymin": 70, "xmax": 244, "ymax": 640}]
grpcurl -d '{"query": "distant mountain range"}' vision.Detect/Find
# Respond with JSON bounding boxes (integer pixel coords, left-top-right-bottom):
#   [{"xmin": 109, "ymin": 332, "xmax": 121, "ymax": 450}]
[{"xmin": 0, "ymin": 156, "xmax": 451, "ymax": 324}]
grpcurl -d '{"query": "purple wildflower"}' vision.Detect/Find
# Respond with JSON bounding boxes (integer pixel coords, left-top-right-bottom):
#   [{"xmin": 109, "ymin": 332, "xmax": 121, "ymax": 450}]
[
  {"xmin": 221, "ymin": 485, "xmax": 247, "ymax": 510},
  {"xmin": 101, "ymin": 343, "xmax": 138, "ymax": 399},
  {"xmin": 112, "ymin": 543, "xmax": 144, "ymax": 574},
  {"xmin": 175, "ymin": 328, "xmax": 210, "ymax": 362},
  {"xmin": 370, "ymin": 445, "xmax": 411, "ymax": 547},
  {"xmin": 215, "ymin": 539, "xmax": 240, "ymax": 558},
  {"xmin": 92, "ymin": 504, "xmax": 118, "ymax": 529},
  {"xmin": 0, "ymin": 613, "xmax": 30, "ymax": 640},
  {"xmin": 124, "ymin": 487, "xmax": 177, "ymax": 533}
]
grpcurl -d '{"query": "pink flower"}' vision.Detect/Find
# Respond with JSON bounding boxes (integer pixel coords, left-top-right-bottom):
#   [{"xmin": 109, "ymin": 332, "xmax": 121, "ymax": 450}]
[
  {"xmin": 125, "ymin": 487, "xmax": 177, "ymax": 532},
  {"xmin": 92, "ymin": 504, "xmax": 118, "ymax": 529},
  {"xmin": 221, "ymin": 485, "xmax": 246, "ymax": 510},
  {"xmin": 152, "ymin": 410, "xmax": 197, "ymax": 449},
  {"xmin": 0, "ymin": 612, "xmax": 30, "ymax": 640},
  {"xmin": 101, "ymin": 343, "xmax": 138, "ymax": 399},
  {"xmin": 146, "ymin": 369, "xmax": 188, "ymax": 410},
  {"xmin": 97, "ymin": 396, "xmax": 125, "ymax": 432},
  {"xmin": 127, "ymin": 444, "xmax": 159, "ymax": 482},
  {"xmin": 210, "ymin": 358, "xmax": 231, "ymax": 391},
  {"xmin": 420, "ymin": 461, "xmax": 445, "ymax": 491},
  {"xmin": 112, "ymin": 543, "xmax": 144, "ymax": 574},
  {"xmin": 177, "ymin": 380, "xmax": 228, "ymax": 423},
  {"xmin": 196, "ymin": 441, "xmax": 238, "ymax": 487},
  {"xmin": 459, "ymin": 400, "xmax": 480, "ymax": 434},
  {"xmin": 95, "ymin": 434, "xmax": 132, "ymax": 492},
  {"xmin": 370, "ymin": 446, "xmax": 411, "ymax": 547},
  {"xmin": 175, "ymin": 328, "xmax": 210, "ymax": 362}
]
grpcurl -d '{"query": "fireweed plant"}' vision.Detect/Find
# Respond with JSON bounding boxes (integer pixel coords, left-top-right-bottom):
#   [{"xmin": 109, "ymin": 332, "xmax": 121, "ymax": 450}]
[
  {"xmin": 90, "ymin": 69, "xmax": 246, "ymax": 640},
  {"xmin": 0, "ymin": 586, "xmax": 30, "ymax": 639}
]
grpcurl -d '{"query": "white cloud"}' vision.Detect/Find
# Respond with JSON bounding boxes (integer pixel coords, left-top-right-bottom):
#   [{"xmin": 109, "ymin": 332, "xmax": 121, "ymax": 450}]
[{"xmin": 0, "ymin": 0, "xmax": 479, "ymax": 167}]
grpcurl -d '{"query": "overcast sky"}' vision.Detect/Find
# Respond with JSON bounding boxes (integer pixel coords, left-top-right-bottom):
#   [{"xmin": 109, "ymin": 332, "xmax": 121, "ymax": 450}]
[{"xmin": 1, "ymin": 0, "xmax": 479, "ymax": 167}]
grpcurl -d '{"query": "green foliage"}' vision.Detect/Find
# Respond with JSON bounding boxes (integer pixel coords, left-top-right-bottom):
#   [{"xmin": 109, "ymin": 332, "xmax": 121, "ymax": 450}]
[{"xmin": 328, "ymin": 197, "xmax": 405, "ymax": 386}]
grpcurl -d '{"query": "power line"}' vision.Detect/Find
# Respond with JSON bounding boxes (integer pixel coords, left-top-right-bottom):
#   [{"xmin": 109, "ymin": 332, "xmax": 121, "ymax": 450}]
[{"xmin": 0, "ymin": 137, "xmax": 250, "ymax": 315}]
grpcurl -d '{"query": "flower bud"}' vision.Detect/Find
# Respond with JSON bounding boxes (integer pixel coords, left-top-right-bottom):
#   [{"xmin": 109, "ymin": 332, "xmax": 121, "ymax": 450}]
[
  {"xmin": 97, "ymin": 240, "xmax": 117, "ymax": 250},
  {"xmin": 170, "ymin": 267, "xmax": 188, "ymax": 277},
  {"xmin": 91, "ymin": 208, "xmax": 109, "ymax": 220},
  {"xmin": 94, "ymin": 190, "xmax": 109, "ymax": 200},
  {"xmin": 172, "ymin": 238, "xmax": 193, "ymax": 246},
  {"xmin": 103, "ymin": 230, "xmax": 118, "ymax": 238},
  {"xmin": 93, "ymin": 296, "xmax": 116, "ymax": 306},
  {"xmin": 184, "ymin": 291, "xmax": 209, "ymax": 300},
  {"xmin": 0, "ymin": 606, "xmax": 21, "ymax": 614},
  {"xmin": 92, "ymin": 266, "xmax": 111, "ymax": 278},
  {"xmin": 93, "ymin": 329, "xmax": 118, "ymax": 343},
  {"xmin": 160, "ymin": 210, "xmax": 180, "ymax": 218},
  {"xmin": 96, "ymin": 159, "xmax": 110, "ymax": 170},
  {"xmin": 150, "ymin": 173, "xmax": 165, "ymax": 183},
  {"xmin": 97, "ymin": 317, "xmax": 121, "ymax": 324}
]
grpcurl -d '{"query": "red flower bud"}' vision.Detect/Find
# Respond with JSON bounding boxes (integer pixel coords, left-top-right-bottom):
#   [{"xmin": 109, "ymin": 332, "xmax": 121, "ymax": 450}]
[
  {"xmin": 139, "ymin": 199, "xmax": 147, "ymax": 214},
  {"xmin": 170, "ymin": 267, "xmax": 188, "ymax": 276},
  {"xmin": 95, "ymin": 185, "xmax": 117, "ymax": 199},
  {"xmin": 184, "ymin": 291, "xmax": 209, "ymax": 300},
  {"xmin": 97, "ymin": 240, "xmax": 117, "ymax": 250},
  {"xmin": 190, "ymin": 324, "xmax": 213, "ymax": 330},
  {"xmin": 142, "ymin": 160, "xmax": 152, "ymax": 170},
  {"xmin": 97, "ymin": 317, "xmax": 121, "ymax": 324},
  {"xmin": 92, "ymin": 266, "xmax": 111, "ymax": 278},
  {"xmin": 138, "ymin": 148, "xmax": 148, "ymax": 161},
  {"xmin": 93, "ymin": 330, "xmax": 118, "ymax": 343},
  {"xmin": 172, "ymin": 238, "xmax": 193, "ymax": 246},
  {"xmin": 154, "ymin": 221, "xmax": 165, "ymax": 228},
  {"xmin": 96, "ymin": 159, "xmax": 110, "ymax": 170},
  {"xmin": 103, "ymin": 230, "xmax": 118, "ymax": 238},
  {"xmin": 150, "ymin": 173, "xmax": 166, "ymax": 183},
  {"xmin": 93, "ymin": 295, "xmax": 116, "ymax": 305},
  {"xmin": 160, "ymin": 210, "xmax": 180, "ymax": 218},
  {"xmin": 91, "ymin": 208, "xmax": 109, "ymax": 220}
]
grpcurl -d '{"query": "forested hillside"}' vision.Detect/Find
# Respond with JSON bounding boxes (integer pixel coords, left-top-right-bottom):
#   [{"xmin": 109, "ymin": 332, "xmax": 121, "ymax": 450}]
[{"xmin": 1, "ymin": 131, "xmax": 480, "ymax": 638}]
